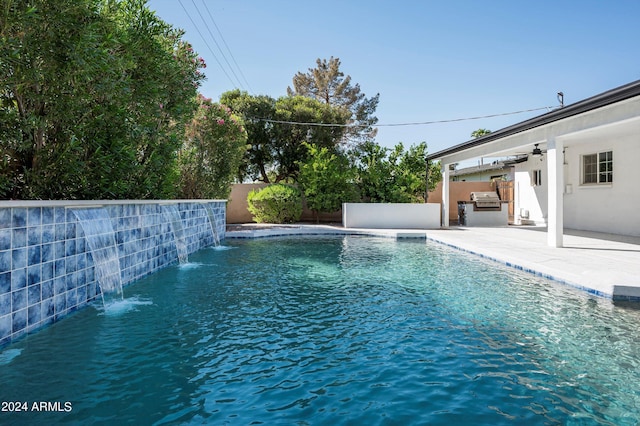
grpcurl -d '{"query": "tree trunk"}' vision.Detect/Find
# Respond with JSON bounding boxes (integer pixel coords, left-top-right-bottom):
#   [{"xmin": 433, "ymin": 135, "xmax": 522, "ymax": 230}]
[{"xmin": 259, "ymin": 164, "xmax": 269, "ymax": 183}]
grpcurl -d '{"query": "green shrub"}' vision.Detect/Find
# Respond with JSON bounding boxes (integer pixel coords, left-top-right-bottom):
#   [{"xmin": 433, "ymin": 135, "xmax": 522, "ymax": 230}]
[{"xmin": 247, "ymin": 184, "xmax": 303, "ymax": 223}]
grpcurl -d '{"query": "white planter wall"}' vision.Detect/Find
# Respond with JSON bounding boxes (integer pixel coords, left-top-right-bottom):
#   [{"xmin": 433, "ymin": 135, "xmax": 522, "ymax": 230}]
[{"xmin": 342, "ymin": 203, "xmax": 440, "ymax": 229}]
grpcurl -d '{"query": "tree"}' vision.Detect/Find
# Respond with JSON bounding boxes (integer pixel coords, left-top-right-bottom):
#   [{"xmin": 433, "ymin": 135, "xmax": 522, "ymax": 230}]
[
  {"xmin": 178, "ymin": 96, "xmax": 248, "ymax": 199},
  {"xmin": 471, "ymin": 128, "xmax": 492, "ymax": 138},
  {"xmin": 350, "ymin": 141, "xmax": 393, "ymax": 202},
  {"xmin": 387, "ymin": 142, "xmax": 430, "ymax": 202},
  {"xmin": 219, "ymin": 89, "xmax": 277, "ymax": 183},
  {"xmin": 221, "ymin": 90, "xmax": 349, "ymax": 183},
  {"xmin": 272, "ymin": 96, "xmax": 349, "ymax": 182},
  {"xmin": 1, "ymin": 0, "xmax": 124, "ymax": 198},
  {"xmin": 110, "ymin": 0, "xmax": 205, "ymax": 198},
  {"xmin": 351, "ymin": 141, "xmax": 441, "ymax": 203},
  {"xmin": 298, "ymin": 143, "xmax": 357, "ymax": 220},
  {"xmin": 287, "ymin": 57, "xmax": 379, "ymax": 145},
  {"xmin": 0, "ymin": 0, "xmax": 204, "ymax": 199}
]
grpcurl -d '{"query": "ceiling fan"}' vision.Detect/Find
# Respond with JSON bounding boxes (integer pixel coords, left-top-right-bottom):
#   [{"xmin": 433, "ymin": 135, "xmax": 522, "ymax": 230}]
[
  {"xmin": 531, "ymin": 144, "xmax": 544, "ymax": 157},
  {"xmin": 511, "ymin": 144, "xmax": 547, "ymax": 163}
]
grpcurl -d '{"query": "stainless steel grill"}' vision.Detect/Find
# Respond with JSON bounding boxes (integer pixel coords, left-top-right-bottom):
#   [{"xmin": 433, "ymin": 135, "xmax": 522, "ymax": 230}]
[{"xmin": 470, "ymin": 191, "xmax": 501, "ymax": 208}]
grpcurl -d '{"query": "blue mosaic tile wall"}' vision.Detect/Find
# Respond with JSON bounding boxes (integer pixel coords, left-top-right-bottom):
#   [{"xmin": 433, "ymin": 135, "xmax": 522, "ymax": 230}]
[{"xmin": 0, "ymin": 201, "xmax": 226, "ymax": 347}]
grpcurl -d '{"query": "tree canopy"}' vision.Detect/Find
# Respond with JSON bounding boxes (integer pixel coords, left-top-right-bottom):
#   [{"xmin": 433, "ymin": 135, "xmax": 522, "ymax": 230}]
[
  {"xmin": 287, "ymin": 57, "xmax": 379, "ymax": 145},
  {"xmin": 297, "ymin": 143, "xmax": 357, "ymax": 218},
  {"xmin": 0, "ymin": 0, "xmax": 204, "ymax": 199},
  {"xmin": 178, "ymin": 95, "xmax": 248, "ymax": 199},
  {"xmin": 0, "ymin": 2, "xmax": 442, "ymax": 206},
  {"xmin": 350, "ymin": 141, "xmax": 440, "ymax": 203},
  {"xmin": 471, "ymin": 128, "xmax": 492, "ymax": 138},
  {"xmin": 219, "ymin": 90, "xmax": 276, "ymax": 183},
  {"xmin": 272, "ymin": 95, "xmax": 350, "ymax": 182},
  {"xmin": 221, "ymin": 90, "xmax": 349, "ymax": 183}
]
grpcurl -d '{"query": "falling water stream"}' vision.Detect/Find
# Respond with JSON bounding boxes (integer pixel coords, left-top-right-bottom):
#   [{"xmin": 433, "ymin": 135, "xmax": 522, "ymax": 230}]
[
  {"xmin": 202, "ymin": 202, "xmax": 221, "ymax": 247},
  {"xmin": 71, "ymin": 207, "xmax": 123, "ymax": 304},
  {"xmin": 161, "ymin": 204, "xmax": 189, "ymax": 264}
]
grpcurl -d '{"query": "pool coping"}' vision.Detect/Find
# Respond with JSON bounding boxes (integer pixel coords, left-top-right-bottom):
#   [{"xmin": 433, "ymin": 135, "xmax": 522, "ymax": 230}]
[
  {"xmin": 225, "ymin": 224, "xmax": 640, "ymax": 302},
  {"xmin": 225, "ymin": 224, "xmax": 429, "ymax": 239}
]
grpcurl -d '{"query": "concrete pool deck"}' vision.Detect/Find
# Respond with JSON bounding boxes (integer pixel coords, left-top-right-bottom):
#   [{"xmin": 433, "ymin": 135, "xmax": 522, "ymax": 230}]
[{"xmin": 226, "ymin": 224, "xmax": 640, "ymax": 301}]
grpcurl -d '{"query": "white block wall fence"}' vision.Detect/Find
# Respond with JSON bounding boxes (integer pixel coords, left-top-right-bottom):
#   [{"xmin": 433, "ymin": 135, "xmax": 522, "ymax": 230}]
[{"xmin": 342, "ymin": 203, "xmax": 441, "ymax": 229}]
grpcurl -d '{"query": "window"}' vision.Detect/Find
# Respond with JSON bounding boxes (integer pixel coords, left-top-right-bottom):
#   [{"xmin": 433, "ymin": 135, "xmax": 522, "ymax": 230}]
[
  {"xmin": 531, "ymin": 169, "xmax": 542, "ymax": 186},
  {"xmin": 582, "ymin": 151, "xmax": 612, "ymax": 184},
  {"xmin": 598, "ymin": 151, "xmax": 613, "ymax": 183}
]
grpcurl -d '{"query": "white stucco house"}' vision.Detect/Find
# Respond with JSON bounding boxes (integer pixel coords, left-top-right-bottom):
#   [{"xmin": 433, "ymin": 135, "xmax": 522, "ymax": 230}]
[{"xmin": 426, "ymin": 79, "xmax": 640, "ymax": 247}]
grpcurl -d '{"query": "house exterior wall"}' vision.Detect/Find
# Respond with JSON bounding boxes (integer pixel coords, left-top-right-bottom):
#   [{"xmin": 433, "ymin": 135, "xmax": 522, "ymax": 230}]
[
  {"xmin": 514, "ymin": 160, "xmax": 547, "ymax": 224},
  {"xmin": 514, "ymin": 135, "xmax": 640, "ymax": 236},
  {"xmin": 451, "ymin": 167, "xmax": 512, "ymax": 182},
  {"xmin": 452, "ymin": 172, "xmax": 496, "ymax": 182},
  {"xmin": 562, "ymin": 136, "xmax": 640, "ymax": 236},
  {"xmin": 429, "ymin": 82, "xmax": 640, "ymax": 241}
]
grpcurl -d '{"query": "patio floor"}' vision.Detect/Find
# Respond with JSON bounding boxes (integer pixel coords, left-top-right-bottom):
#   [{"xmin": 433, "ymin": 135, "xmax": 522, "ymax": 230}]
[{"xmin": 225, "ymin": 224, "xmax": 640, "ymax": 301}]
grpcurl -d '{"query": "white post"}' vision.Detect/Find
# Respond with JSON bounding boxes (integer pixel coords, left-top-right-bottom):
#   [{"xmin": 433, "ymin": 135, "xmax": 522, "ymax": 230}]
[
  {"xmin": 546, "ymin": 138, "xmax": 564, "ymax": 247},
  {"xmin": 442, "ymin": 165, "xmax": 450, "ymax": 227}
]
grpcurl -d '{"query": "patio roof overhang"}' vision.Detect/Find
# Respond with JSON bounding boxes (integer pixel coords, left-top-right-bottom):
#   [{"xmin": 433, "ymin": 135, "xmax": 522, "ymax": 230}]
[
  {"xmin": 426, "ymin": 79, "xmax": 640, "ymax": 248},
  {"xmin": 426, "ymin": 79, "xmax": 640, "ymax": 164}
]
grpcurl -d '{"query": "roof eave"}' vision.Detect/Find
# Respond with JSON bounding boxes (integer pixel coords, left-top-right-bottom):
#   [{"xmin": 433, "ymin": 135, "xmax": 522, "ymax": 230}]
[{"xmin": 426, "ymin": 79, "xmax": 640, "ymax": 161}]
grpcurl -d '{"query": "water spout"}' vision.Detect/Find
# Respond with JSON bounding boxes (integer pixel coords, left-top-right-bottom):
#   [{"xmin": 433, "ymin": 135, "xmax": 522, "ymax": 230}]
[
  {"xmin": 161, "ymin": 204, "xmax": 188, "ymax": 264},
  {"xmin": 202, "ymin": 203, "xmax": 221, "ymax": 247},
  {"xmin": 71, "ymin": 207, "xmax": 123, "ymax": 305}
]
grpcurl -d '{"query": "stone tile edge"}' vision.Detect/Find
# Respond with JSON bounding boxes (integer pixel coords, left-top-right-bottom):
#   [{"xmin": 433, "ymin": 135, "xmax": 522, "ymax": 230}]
[{"xmin": 423, "ymin": 235, "xmax": 639, "ymax": 301}]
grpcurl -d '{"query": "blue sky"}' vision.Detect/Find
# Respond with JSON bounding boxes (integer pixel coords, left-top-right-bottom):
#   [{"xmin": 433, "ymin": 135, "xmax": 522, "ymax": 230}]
[{"xmin": 148, "ymin": 0, "xmax": 640, "ymax": 154}]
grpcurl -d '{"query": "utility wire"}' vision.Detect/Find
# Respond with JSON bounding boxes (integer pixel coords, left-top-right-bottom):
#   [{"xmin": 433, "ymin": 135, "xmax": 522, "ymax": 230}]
[
  {"xmin": 201, "ymin": 1, "xmax": 254, "ymax": 93},
  {"xmin": 178, "ymin": 0, "xmax": 239, "ymax": 90},
  {"xmin": 190, "ymin": 0, "xmax": 245, "ymax": 90},
  {"xmin": 249, "ymin": 105, "xmax": 559, "ymax": 128}
]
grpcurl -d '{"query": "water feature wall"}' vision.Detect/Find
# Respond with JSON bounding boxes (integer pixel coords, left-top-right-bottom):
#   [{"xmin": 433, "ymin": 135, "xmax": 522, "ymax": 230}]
[{"xmin": 0, "ymin": 200, "xmax": 226, "ymax": 346}]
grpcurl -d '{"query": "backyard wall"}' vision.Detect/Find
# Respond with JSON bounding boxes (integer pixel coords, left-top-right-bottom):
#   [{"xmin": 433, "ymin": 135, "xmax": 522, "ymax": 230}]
[
  {"xmin": 227, "ymin": 183, "xmax": 342, "ymax": 224},
  {"xmin": 342, "ymin": 203, "xmax": 440, "ymax": 229},
  {"xmin": 0, "ymin": 200, "xmax": 226, "ymax": 346},
  {"xmin": 229, "ymin": 182, "xmax": 495, "ymax": 225}
]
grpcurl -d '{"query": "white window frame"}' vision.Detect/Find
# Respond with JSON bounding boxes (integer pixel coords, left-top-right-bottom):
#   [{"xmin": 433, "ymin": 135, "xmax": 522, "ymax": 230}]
[{"xmin": 581, "ymin": 150, "xmax": 613, "ymax": 185}]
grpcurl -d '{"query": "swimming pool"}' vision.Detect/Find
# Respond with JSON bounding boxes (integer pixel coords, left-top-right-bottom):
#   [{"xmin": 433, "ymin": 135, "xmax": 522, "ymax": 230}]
[{"xmin": 1, "ymin": 236, "xmax": 640, "ymax": 425}]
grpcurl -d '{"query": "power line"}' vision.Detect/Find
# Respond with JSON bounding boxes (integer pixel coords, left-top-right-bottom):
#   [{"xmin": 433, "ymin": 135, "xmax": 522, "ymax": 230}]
[
  {"xmin": 190, "ymin": 0, "xmax": 245, "ymax": 90},
  {"xmin": 200, "ymin": 1, "xmax": 254, "ymax": 93},
  {"xmin": 249, "ymin": 105, "xmax": 559, "ymax": 128},
  {"xmin": 177, "ymin": 0, "xmax": 240, "ymax": 90}
]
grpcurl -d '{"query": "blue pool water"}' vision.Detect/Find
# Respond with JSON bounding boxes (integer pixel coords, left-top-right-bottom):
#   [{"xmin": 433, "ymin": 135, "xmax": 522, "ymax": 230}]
[{"xmin": 1, "ymin": 236, "xmax": 640, "ymax": 425}]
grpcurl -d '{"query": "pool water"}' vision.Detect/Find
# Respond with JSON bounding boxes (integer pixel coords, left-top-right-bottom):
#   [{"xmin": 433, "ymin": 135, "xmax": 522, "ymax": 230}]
[{"xmin": 2, "ymin": 236, "xmax": 640, "ymax": 425}]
